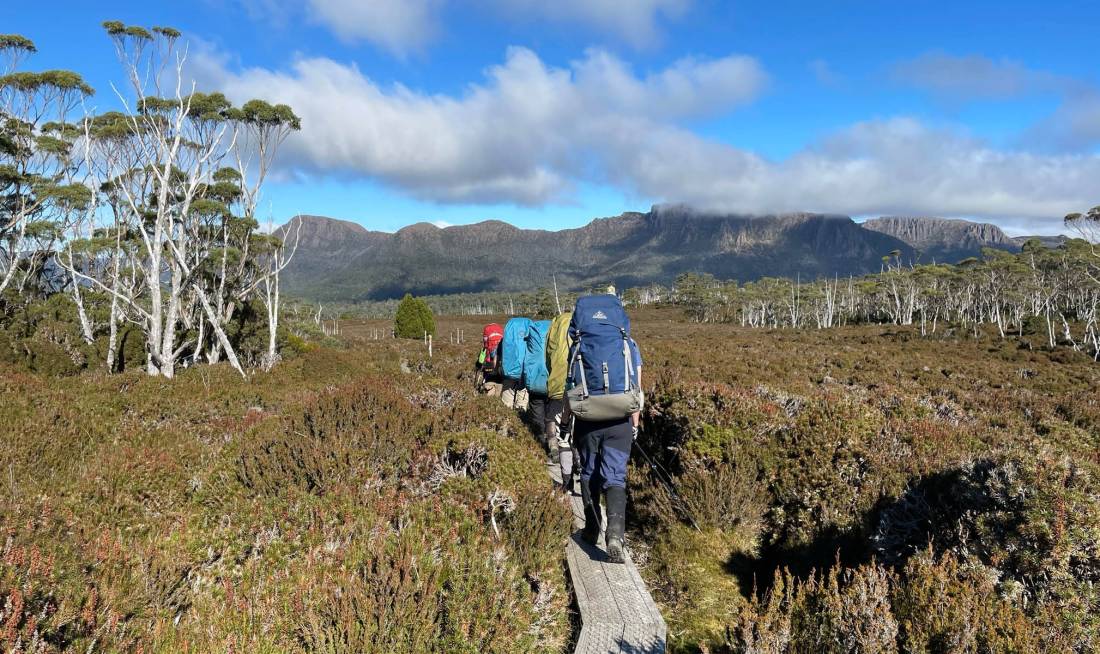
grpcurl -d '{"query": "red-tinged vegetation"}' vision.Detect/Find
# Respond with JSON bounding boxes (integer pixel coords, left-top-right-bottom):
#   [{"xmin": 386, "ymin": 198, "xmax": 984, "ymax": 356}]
[
  {"xmin": 622, "ymin": 310, "xmax": 1100, "ymax": 652},
  {"xmin": 0, "ymin": 320, "xmax": 571, "ymax": 653},
  {"xmin": 4, "ymin": 309, "xmax": 1100, "ymax": 652}
]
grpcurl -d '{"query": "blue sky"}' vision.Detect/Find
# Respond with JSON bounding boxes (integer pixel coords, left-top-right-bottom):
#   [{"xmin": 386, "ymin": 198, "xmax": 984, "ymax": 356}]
[{"xmin": 10, "ymin": 0, "xmax": 1100, "ymax": 234}]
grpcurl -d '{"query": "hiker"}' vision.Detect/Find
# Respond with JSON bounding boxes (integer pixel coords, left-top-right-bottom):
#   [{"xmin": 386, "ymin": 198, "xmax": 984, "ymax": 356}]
[
  {"xmin": 500, "ymin": 317, "xmax": 531, "ymax": 411},
  {"xmin": 476, "ymin": 323, "xmax": 504, "ymax": 397},
  {"xmin": 522, "ymin": 319, "xmax": 552, "ymax": 447},
  {"xmin": 562, "ymin": 293, "xmax": 643, "ymax": 564},
  {"xmin": 545, "ymin": 310, "xmax": 574, "ymax": 492}
]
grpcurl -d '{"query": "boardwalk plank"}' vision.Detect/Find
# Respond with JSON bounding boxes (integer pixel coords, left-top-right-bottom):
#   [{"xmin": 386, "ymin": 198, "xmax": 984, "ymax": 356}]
[{"xmin": 549, "ymin": 462, "xmax": 667, "ymax": 653}]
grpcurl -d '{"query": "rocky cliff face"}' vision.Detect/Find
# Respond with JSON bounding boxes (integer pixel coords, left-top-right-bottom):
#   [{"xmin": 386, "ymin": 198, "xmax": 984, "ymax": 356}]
[
  {"xmin": 1010, "ymin": 234, "xmax": 1069, "ymax": 249},
  {"xmin": 279, "ymin": 207, "xmax": 917, "ymax": 301},
  {"xmin": 862, "ymin": 216, "xmax": 1018, "ymax": 262}
]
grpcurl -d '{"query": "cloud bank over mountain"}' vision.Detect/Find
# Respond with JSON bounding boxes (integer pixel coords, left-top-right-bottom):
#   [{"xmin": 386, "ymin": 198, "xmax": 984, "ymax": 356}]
[{"xmin": 192, "ymin": 42, "xmax": 1100, "ymax": 230}]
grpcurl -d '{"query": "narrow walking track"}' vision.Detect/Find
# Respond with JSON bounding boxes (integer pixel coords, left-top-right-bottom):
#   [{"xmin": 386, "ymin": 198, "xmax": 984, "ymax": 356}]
[{"xmin": 547, "ymin": 463, "xmax": 667, "ymax": 654}]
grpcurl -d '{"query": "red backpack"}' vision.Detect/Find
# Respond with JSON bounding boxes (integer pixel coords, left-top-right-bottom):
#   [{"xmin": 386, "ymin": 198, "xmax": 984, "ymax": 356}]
[{"xmin": 481, "ymin": 323, "xmax": 504, "ymax": 372}]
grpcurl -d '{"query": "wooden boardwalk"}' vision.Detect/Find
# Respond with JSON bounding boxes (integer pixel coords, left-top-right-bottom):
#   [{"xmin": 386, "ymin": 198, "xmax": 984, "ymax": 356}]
[{"xmin": 548, "ymin": 463, "xmax": 667, "ymax": 654}]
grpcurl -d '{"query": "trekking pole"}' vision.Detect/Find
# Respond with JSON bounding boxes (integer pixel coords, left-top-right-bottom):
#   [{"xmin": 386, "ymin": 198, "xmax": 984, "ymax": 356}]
[
  {"xmin": 578, "ymin": 480, "xmax": 607, "ymax": 540},
  {"xmin": 633, "ymin": 440, "xmax": 701, "ymax": 531}
]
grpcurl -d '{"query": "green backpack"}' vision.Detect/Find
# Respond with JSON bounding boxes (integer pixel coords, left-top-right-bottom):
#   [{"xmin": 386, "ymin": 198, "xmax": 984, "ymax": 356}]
[{"xmin": 545, "ymin": 312, "xmax": 573, "ymax": 400}]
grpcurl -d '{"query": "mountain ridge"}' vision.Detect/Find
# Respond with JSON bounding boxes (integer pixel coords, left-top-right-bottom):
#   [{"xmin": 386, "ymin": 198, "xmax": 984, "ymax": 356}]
[
  {"xmin": 278, "ymin": 210, "xmax": 1066, "ymax": 302},
  {"xmin": 279, "ymin": 208, "xmax": 918, "ymax": 301}
]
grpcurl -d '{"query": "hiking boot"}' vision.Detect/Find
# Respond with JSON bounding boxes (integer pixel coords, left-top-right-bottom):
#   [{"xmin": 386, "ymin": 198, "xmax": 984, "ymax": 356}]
[
  {"xmin": 580, "ymin": 480, "xmax": 602, "ymax": 545},
  {"xmin": 604, "ymin": 485, "xmax": 627, "ymax": 564},
  {"xmin": 562, "ymin": 474, "xmax": 575, "ymax": 495}
]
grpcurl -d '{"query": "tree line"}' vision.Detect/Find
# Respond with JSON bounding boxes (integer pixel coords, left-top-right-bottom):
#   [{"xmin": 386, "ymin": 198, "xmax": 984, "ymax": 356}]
[
  {"xmin": 662, "ymin": 227, "xmax": 1100, "ymax": 359},
  {"xmin": 336, "ymin": 285, "xmax": 586, "ymax": 320},
  {"xmin": 0, "ymin": 25, "xmax": 301, "ymax": 377}
]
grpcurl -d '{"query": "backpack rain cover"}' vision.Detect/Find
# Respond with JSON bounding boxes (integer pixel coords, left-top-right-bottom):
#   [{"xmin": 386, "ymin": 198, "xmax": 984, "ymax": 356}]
[
  {"xmin": 501, "ymin": 317, "xmax": 532, "ymax": 380},
  {"xmin": 523, "ymin": 320, "xmax": 552, "ymax": 395},
  {"xmin": 545, "ymin": 312, "xmax": 572, "ymax": 400}
]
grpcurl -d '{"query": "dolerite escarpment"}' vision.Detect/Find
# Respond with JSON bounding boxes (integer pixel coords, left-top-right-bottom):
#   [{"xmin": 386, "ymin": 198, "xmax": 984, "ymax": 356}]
[
  {"xmin": 278, "ymin": 206, "xmax": 919, "ymax": 301},
  {"xmin": 862, "ymin": 216, "xmax": 1019, "ymax": 262}
]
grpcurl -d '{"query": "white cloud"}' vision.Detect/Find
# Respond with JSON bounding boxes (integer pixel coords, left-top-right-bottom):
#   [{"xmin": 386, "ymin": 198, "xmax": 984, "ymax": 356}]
[
  {"xmin": 430, "ymin": 220, "xmax": 455, "ymax": 228},
  {"xmin": 610, "ymin": 118, "xmax": 1100, "ymax": 224},
  {"xmin": 194, "ymin": 46, "xmax": 768, "ymax": 205},
  {"xmin": 486, "ymin": 0, "xmax": 691, "ymax": 47},
  {"xmin": 305, "ymin": 0, "xmax": 442, "ymax": 55},
  {"xmin": 574, "ymin": 49, "xmax": 767, "ymax": 120},
  {"xmin": 194, "ymin": 47, "xmax": 1100, "ymax": 229},
  {"xmin": 276, "ymin": 0, "xmax": 691, "ymax": 55}
]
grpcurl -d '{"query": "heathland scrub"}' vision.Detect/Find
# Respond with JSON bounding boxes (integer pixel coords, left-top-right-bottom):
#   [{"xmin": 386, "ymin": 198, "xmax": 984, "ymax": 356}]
[{"xmin": 3, "ymin": 309, "xmax": 1100, "ymax": 652}]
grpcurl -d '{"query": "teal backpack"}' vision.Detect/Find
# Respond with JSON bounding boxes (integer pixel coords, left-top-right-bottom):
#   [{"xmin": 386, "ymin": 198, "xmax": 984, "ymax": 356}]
[
  {"xmin": 523, "ymin": 320, "xmax": 551, "ymax": 396},
  {"xmin": 501, "ymin": 318, "xmax": 532, "ymax": 380}
]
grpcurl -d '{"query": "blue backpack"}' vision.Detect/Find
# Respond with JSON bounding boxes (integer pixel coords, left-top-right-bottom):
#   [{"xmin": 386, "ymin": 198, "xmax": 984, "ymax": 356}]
[
  {"xmin": 523, "ymin": 320, "xmax": 552, "ymax": 396},
  {"xmin": 567, "ymin": 295, "xmax": 642, "ymax": 421},
  {"xmin": 501, "ymin": 317, "xmax": 532, "ymax": 380}
]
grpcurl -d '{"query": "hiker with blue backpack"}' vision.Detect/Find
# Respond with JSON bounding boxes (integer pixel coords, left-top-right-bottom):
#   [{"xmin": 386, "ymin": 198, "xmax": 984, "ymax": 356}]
[
  {"xmin": 500, "ymin": 317, "xmax": 531, "ymax": 411},
  {"xmin": 499, "ymin": 315, "xmax": 555, "ymax": 450},
  {"xmin": 522, "ymin": 319, "xmax": 552, "ymax": 448},
  {"xmin": 561, "ymin": 290, "xmax": 643, "ymax": 564}
]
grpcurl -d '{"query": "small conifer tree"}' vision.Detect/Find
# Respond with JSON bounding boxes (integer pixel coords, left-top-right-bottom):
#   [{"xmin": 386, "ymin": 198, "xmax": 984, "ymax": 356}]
[
  {"xmin": 415, "ymin": 296, "xmax": 436, "ymax": 338},
  {"xmin": 394, "ymin": 293, "xmax": 436, "ymax": 339}
]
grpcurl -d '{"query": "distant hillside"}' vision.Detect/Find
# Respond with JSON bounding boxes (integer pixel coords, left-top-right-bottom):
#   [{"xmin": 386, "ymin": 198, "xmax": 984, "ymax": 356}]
[
  {"xmin": 279, "ymin": 207, "xmax": 915, "ymax": 302},
  {"xmin": 1010, "ymin": 234, "xmax": 1069, "ymax": 249},
  {"xmin": 862, "ymin": 216, "xmax": 1018, "ymax": 262},
  {"xmin": 279, "ymin": 215, "xmax": 388, "ymax": 284}
]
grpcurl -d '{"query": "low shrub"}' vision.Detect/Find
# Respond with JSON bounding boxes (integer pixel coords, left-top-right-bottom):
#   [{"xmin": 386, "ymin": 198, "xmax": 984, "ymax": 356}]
[
  {"xmin": 628, "ymin": 318, "xmax": 1100, "ymax": 652},
  {"xmin": 1, "ymin": 322, "xmax": 571, "ymax": 652},
  {"xmin": 726, "ymin": 552, "xmax": 1039, "ymax": 654}
]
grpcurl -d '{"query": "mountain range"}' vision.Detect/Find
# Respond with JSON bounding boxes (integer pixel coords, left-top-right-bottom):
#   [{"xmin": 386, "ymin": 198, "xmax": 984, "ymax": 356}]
[{"xmin": 277, "ymin": 207, "xmax": 1058, "ymax": 302}]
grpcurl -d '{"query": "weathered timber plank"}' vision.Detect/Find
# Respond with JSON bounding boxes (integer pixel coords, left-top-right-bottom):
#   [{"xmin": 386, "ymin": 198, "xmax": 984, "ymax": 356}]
[{"xmin": 550, "ymin": 463, "xmax": 667, "ymax": 653}]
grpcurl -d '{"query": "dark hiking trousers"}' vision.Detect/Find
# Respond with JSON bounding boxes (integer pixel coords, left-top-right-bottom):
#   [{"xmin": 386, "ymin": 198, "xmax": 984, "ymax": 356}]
[
  {"xmin": 576, "ymin": 418, "xmax": 632, "ymax": 551},
  {"xmin": 576, "ymin": 417, "xmax": 633, "ymax": 490},
  {"xmin": 527, "ymin": 393, "xmax": 548, "ymax": 445}
]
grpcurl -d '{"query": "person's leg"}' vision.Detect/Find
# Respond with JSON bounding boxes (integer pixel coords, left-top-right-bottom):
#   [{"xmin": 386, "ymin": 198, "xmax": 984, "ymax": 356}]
[
  {"xmin": 485, "ymin": 376, "xmax": 502, "ymax": 397},
  {"xmin": 558, "ymin": 444, "xmax": 574, "ymax": 494},
  {"xmin": 545, "ymin": 399, "xmax": 563, "ymax": 461},
  {"xmin": 501, "ymin": 378, "xmax": 517, "ymax": 408},
  {"xmin": 550, "ymin": 403, "xmax": 573, "ymax": 493},
  {"xmin": 598, "ymin": 420, "xmax": 633, "ymax": 563},
  {"xmin": 527, "ymin": 394, "xmax": 547, "ymax": 445},
  {"xmin": 576, "ymin": 424, "xmax": 602, "ymax": 544}
]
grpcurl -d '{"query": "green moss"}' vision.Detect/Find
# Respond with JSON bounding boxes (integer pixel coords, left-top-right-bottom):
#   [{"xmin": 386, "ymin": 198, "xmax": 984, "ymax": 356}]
[{"xmin": 648, "ymin": 525, "xmax": 751, "ymax": 651}]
